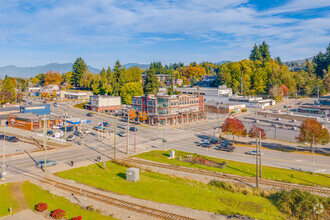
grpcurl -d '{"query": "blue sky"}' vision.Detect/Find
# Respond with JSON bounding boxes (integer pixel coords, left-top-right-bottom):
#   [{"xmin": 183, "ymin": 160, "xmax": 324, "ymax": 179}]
[{"xmin": 0, "ymin": 0, "xmax": 329, "ymax": 68}]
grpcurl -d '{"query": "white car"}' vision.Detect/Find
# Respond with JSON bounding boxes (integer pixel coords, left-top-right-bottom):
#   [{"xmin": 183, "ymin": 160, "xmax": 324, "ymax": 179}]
[
  {"xmin": 245, "ymin": 150, "xmax": 264, "ymax": 156},
  {"xmin": 197, "ymin": 139, "xmax": 210, "ymax": 145}
]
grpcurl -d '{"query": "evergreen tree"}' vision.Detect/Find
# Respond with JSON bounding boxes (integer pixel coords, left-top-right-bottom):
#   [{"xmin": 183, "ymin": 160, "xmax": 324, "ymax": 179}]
[
  {"xmin": 71, "ymin": 57, "xmax": 88, "ymax": 87},
  {"xmin": 144, "ymin": 66, "xmax": 159, "ymax": 94},
  {"xmin": 313, "ymin": 51, "xmax": 327, "ymax": 78},
  {"xmin": 111, "ymin": 60, "xmax": 125, "ymax": 96},
  {"xmin": 259, "ymin": 41, "xmax": 271, "ymax": 61},
  {"xmin": 275, "ymin": 57, "xmax": 282, "ymax": 66},
  {"xmin": 249, "ymin": 44, "xmax": 262, "ymax": 61}
]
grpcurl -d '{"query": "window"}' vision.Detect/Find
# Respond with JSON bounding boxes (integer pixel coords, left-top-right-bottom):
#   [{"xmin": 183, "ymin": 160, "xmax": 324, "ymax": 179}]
[{"xmin": 157, "ymin": 98, "xmax": 169, "ymax": 107}]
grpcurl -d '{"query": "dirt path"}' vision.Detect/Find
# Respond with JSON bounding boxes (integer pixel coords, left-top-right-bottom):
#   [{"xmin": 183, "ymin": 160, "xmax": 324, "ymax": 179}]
[{"xmin": 9, "ymin": 182, "xmax": 28, "ymax": 210}]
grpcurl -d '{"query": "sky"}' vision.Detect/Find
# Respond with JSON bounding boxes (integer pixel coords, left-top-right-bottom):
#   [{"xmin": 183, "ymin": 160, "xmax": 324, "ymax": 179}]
[{"xmin": 0, "ymin": 0, "xmax": 329, "ymax": 68}]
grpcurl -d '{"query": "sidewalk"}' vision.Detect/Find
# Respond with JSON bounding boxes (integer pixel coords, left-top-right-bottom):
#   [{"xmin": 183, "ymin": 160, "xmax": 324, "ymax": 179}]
[{"xmin": 222, "ymin": 134, "xmax": 330, "ymax": 155}]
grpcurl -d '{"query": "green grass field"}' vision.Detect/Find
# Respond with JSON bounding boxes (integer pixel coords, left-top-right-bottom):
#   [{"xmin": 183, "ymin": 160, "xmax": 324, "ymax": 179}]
[
  {"xmin": 0, "ymin": 183, "xmax": 21, "ymax": 217},
  {"xmin": 22, "ymin": 182, "xmax": 115, "ymax": 220},
  {"xmin": 73, "ymin": 101, "xmax": 88, "ymax": 109},
  {"xmin": 134, "ymin": 150, "xmax": 330, "ymax": 187},
  {"xmin": 57, "ymin": 161, "xmax": 287, "ymax": 219}
]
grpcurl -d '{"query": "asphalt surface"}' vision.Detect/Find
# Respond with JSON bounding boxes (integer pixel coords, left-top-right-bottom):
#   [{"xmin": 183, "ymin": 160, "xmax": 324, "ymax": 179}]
[{"xmin": 1, "ymin": 97, "xmax": 329, "ymax": 178}]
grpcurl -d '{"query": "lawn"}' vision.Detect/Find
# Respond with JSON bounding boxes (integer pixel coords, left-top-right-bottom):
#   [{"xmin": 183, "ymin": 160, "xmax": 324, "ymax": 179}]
[
  {"xmin": 22, "ymin": 182, "xmax": 115, "ymax": 220},
  {"xmin": 0, "ymin": 183, "xmax": 21, "ymax": 217},
  {"xmin": 73, "ymin": 101, "xmax": 88, "ymax": 109},
  {"xmin": 134, "ymin": 150, "xmax": 330, "ymax": 187},
  {"xmin": 57, "ymin": 161, "xmax": 287, "ymax": 219}
]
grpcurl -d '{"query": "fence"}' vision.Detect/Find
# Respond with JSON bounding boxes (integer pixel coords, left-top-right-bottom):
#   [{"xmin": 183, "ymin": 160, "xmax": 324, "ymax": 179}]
[{"xmin": 36, "ymin": 133, "xmax": 66, "ymax": 143}]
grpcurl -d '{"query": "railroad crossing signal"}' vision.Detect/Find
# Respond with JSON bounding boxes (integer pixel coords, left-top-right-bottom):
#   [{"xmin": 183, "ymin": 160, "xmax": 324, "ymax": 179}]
[{"xmin": 162, "ymin": 139, "xmax": 167, "ymax": 143}]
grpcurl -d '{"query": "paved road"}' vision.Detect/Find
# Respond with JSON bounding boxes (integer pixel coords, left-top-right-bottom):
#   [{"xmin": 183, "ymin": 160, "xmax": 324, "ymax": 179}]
[{"xmin": 2, "ymin": 98, "xmax": 329, "ymax": 177}]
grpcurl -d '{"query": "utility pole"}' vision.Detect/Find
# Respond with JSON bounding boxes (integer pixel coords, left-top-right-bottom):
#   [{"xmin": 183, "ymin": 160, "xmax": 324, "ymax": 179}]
[
  {"xmin": 2, "ymin": 132, "xmax": 6, "ymax": 180},
  {"xmin": 217, "ymin": 104, "xmax": 220, "ymax": 134},
  {"xmin": 312, "ymin": 134, "xmax": 315, "ymax": 174},
  {"xmin": 114, "ymin": 117, "xmax": 117, "ymax": 160},
  {"xmin": 317, "ymin": 85, "xmax": 319, "ymax": 99},
  {"xmin": 134, "ymin": 130, "xmax": 136, "ymax": 153},
  {"xmin": 240, "ymin": 76, "xmax": 243, "ymax": 96},
  {"xmin": 43, "ymin": 114, "xmax": 47, "ymax": 172},
  {"xmin": 256, "ymin": 136, "xmax": 259, "ymax": 188},
  {"xmin": 126, "ymin": 114, "xmax": 129, "ymax": 154},
  {"xmin": 163, "ymin": 121, "xmax": 167, "ymax": 150},
  {"xmin": 259, "ymin": 131, "xmax": 262, "ymax": 178},
  {"xmin": 64, "ymin": 108, "xmax": 67, "ymax": 141}
]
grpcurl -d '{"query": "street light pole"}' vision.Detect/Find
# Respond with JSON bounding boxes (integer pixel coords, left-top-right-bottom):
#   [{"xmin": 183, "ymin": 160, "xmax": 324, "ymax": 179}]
[
  {"xmin": 134, "ymin": 130, "xmax": 136, "ymax": 153},
  {"xmin": 126, "ymin": 114, "xmax": 129, "ymax": 155},
  {"xmin": 217, "ymin": 104, "xmax": 220, "ymax": 134},
  {"xmin": 256, "ymin": 135, "xmax": 259, "ymax": 188},
  {"xmin": 2, "ymin": 132, "xmax": 6, "ymax": 180},
  {"xmin": 259, "ymin": 131, "xmax": 262, "ymax": 178},
  {"xmin": 64, "ymin": 108, "xmax": 67, "ymax": 141},
  {"xmin": 313, "ymin": 134, "xmax": 315, "ymax": 174},
  {"xmin": 114, "ymin": 117, "xmax": 117, "ymax": 160},
  {"xmin": 43, "ymin": 114, "xmax": 47, "ymax": 172}
]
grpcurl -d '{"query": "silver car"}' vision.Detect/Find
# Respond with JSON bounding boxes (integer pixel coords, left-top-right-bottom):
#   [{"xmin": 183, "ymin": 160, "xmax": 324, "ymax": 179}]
[
  {"xmin": 245, "ymin": 150, "xmax": 264, "ymax": 156},
  {"xmin": 36, "ymin": 160, "xmax": 56, "ymax": 168}
]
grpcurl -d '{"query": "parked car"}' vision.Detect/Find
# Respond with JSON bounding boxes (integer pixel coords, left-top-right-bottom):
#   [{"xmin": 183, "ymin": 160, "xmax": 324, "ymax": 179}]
[
  {"xmin": 245, "ymin": 150, "xmax": 264, "ymax": 156},
  {"xmin": 36, "ymin": 160, "xmax": 56, "ymax": 168},
  {"xmin": 47, "ymin": 130, "xmax": 53, "ymax": 136},
  {"xmin": 53, "ymin": 125, "xmax": 61, "ymax": 129},
  {"xmin": 28, "ymin": 101, "xmax": 33, "ymax": 105},
  {"xmin": 87, "ymin": 112, "xmax": 93, "ymax": 117},
  {"xmin": 6, "ymin": 136, "xmax": 19, "ymax": 142},
  {"xmin": 209, "ymin": 136, "xmax": 221, "ymax": 144},
  {"xmin": 66, "ymin": 135, "xmax": 75, "ymax": 141},
  {"xmin": 0, "ymin": 134, "xmax": 4, "ymax": 140},
  {"xmin": 197, "ymin": 139, "xmax": 210, "ymax": 145},
  {"xmin": 43, "ymin": 100, "xmax": 47, "ymax": 104},
  {"xmin": 81, "ymin": 129, "xmax": 91, "ymax": 134},
  {"xmin": 200, "ymin": 142, "xmax": 212, "ymax": 148},
  {"xmin": 93, "ymin": 126, "xmax": 107, "ymax": 133},
  {"xmin": 74, "ymin": 131, "xmax": 83, "ymax": 137},
  {"xmin": 53, "ymin": 103, "xmax": 60, "ymax": 107},
  {"xmin": 118, "ymin": 131, "xmax": 127, "ymax": 137},
  {"xmin": 103, "ymin": 122, "xmax": 110, "ymax": 127},
  {"xmin": 129, "ymin": 127, "xmax": 138, "ymax": 132}
]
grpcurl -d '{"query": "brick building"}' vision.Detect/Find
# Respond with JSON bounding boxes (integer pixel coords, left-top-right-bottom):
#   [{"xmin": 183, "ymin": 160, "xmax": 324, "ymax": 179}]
[
  {"xmin": 131, "ymin": 94, "xmax": 206, "ymax": 125},
  {"xmin": 8, "ymin": 113, "xmax": 62, "ymax": 131}
]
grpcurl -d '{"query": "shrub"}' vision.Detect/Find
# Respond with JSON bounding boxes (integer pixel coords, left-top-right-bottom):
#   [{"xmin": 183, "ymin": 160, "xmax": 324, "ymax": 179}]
[
  {"xmin": 72, "ymin": 216, "xmax": 82, "ymax": 220},
  {"xmin": 51, "ymin": 209, "xmax": 66, "ymax": 219},
  {"xmin": 35, "ymin": 203, "xmax": 48, "ymax": 212},
  {"xmin": 242, "ymin": 109, "xmax": 247, "ymax": 112},
  {"xmin": 270, "ymin": 189, "xmax": 329, "ymax": 219}
]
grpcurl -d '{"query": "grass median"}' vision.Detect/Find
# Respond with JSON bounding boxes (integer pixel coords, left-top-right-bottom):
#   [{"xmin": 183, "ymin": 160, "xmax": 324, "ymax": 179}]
[
  {"xmin": 57, "ymin": 161, "xmax": 287, "ymax": 219},
  {"xmin": 0, "ymin": 183, "xmax": 20, "ymax": 217},
  {"xmin": 133, "ymin": 150, "xmax": 330, "ymax": 187}
]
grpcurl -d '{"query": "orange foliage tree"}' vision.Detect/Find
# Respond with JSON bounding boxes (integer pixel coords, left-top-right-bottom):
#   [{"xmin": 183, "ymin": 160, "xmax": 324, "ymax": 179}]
[
  {"xmin": 139, "ymin": 112, "xmax": 149, "ymax": 123},
  {"xmin": 44, "ymin": 71, "xmax": 62, "ymax": 86},
  {"xmin": 221, "ymin": 117, "xmax": 246, "ymax": 144},
  {"xmin": 128, "ymin": 110, "xmax": 137, "ymax": 120}
]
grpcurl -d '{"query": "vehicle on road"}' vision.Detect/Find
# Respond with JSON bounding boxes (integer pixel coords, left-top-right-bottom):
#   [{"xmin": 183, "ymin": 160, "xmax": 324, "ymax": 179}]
[
  {"xmin": 43, "ymin": 101, "xmax": 47, "ymax": 104},
  {"xmin": 28, "ymin": 101, "xmax": 33, "ymax": 105},
  {"xmin": 129, "ymin": 127, "xmax": 138, "ymax": 132},
  {"xmin": 74, "ymin": 131, "xmax": 83, "ymax": 137},
  {"xmin": 66, "ymin": 135, "xmax": 75, "ymax": 141},
  {"xmin": 209, "ymin": 136, "xmax": 221, "ymax": 144},
  {"xmin": 118, "ymin": 123, "xmax": 127, "ymax": 129},
  {"xmin": 0, "ymin": 134, "xmax": 4, "ymax": 140},
  {"xmin": 93, "ymin": 126, "xmax": 107, "ymax": 133},
  {"xmin": 118, "ymin": 131, "xmax": 127, "ymax": 137},
  {"xmin": 53, "ymin": 125, "xmax": 61, "ymax": 129},
  {"xmin": 5, "ymin": 136, "xmax": 19, "ymax": 142},
  {"xmin": 36, "ymin": 160, "xmax": 56, "ymax": 168},
  {"xmin": 218, "ymin": 145, "xmax": 235, "ymax": 152},
  {"xmin": 103, "ymin": 122, "xmax": 110, "ymax": 127},
  {"xmin": 53, "ymin": 103, "xmax": 60, "ymax": 107},
  {"xmin": 87, "ymin": 112, "xmax": 93, "ymax": 117},
  {"xmin": 47, "ymin": 130, "xmax": 53, "ymax": 136},
  {"xmin": 81, "ymin": 129, "xmax": 91, "ymax": 134},
  {"xmin": 245, "ymin": 150, "xmax": 263, "ymax": 156},
  {"xmin": 200, "ymin": 142, "xmax": 212, "ymax": 148},
  {"xmin": 219, "ymin": 140, "xmax": 234, "ymax": 148}
]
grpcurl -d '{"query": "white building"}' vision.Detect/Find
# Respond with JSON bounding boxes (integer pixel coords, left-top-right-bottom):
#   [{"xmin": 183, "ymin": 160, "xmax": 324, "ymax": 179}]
[
  {"xmin": 85, "ymin": 95, "xmax": 121, "ymax": 112},
  {"xmin": 176, "ymin": 85, "xmax": 233, "ymax": 97}
]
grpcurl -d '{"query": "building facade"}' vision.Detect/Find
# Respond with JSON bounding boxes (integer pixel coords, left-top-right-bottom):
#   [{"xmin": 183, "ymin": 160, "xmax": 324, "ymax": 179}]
[
  {"xmin": 85, "ymin": 95, "xmax": 121, "ymax": 112},
  {"xmin": 20, "ymin": 104, "xmax": 50, "ymax": 115},
  {"xmin": 131, "ymin": 94, "xmax": 206, "ymax": 125},
  {"xmin": 8, "ymin": 113, "xmax": 62, "ymax": 131},
  {"xmin": 177, "ymin": 85, "xmax": 233, "ymax": 97}
]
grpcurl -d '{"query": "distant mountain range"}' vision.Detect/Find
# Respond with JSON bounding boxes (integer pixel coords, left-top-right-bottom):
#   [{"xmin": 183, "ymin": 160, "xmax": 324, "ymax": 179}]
[
  {"xmin": 123, "ymin": 63, "xmax": 150, "ymax": 69},
  {"xmin": 0, "ymin": 63, "xmax": 101, "ymax": 78},
  {"xmin": 283, "ymin": 57, "xmax": 313, "ymax": 66}
]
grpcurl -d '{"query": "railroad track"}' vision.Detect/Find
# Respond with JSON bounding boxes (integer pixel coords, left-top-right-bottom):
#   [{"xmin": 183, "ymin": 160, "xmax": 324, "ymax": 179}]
[
  {"xmin": 34, "ymin": 176, "xmax": 195, "ymax": 220},
  {"xmin": 122, "ymin": 158, "xmax": 330, "ymax": 195}
]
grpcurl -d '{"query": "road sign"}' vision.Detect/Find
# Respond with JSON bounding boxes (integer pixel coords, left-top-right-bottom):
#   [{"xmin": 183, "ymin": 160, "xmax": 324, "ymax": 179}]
[{"xmin": 98, "ymin": 123, "xmax": 103, "ymax": 129}]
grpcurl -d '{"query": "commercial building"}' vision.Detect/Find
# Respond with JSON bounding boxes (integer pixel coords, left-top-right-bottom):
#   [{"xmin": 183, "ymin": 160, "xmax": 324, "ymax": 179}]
[
  {"xmin": 58, "ymin": 90, "xmax": 93, "ymax": 100},
  {"xmin": 0, "ymin": 107, "xmax": 20, "ymax": 125},
  {"xmin": 8, "ymin": 113, "xmax": 62, "ymax": 131},
  {"xmin": 177, "ymin": 85, "xmax": 233, "ymax": 97},
  {"xmin": 85, "ymin": 95, "xmax": 121, "ymax": 112},
  {"xmin": 205, "ymin": 103, "xmax": 247, "ymax": 114},
  {"xmin": 131, "ymin": 93, "xmax": 206, "ymax": 125},
  {"xmin": 20, "ymin": 104, "xmax": 50, "ymax": 115}
]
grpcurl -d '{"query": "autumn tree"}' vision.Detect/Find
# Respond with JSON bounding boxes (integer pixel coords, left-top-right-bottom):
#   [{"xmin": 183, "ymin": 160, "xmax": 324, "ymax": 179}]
[
  {"xmin": 249, "ymin": 125, "xmax": 266, "ymax": 140},
  {"xmin": 16, "ymin": 92, "xmax": 24, "ymax": 102},
  {"xmin": 128, "ymin": 110, "xmax": 137, "ymax": 120},
  {"xmin": 44, "ymin": 71, "xmax": 62, "ymax": 86},
  {"xmin": 296, "ymin": 119, "xmax": 329, "ymax": 150},
  {"xmin": 1, "ymin": 76, "xmax": 16, "ymax": 103},
  {"xmin": 0, "ymin": 91, "xmax": 14, "ymax": 104},
  {"xmin": 51, "ymin": 90, "xmax": 57, "ymax": 99},
  {"xmin": 221, "ymin": 117, "xmax": 247, "ymax": 144},
  {"xmin": 139, "ymin": 112, "xmax": 148, "ymax": 123},
  {"xmin": 71, "ymin": 57, "xmax": 88, "ymax": 87},
  {"xmin": 29, "ymin": 77, "xmax": 39, "ymax": 86}
]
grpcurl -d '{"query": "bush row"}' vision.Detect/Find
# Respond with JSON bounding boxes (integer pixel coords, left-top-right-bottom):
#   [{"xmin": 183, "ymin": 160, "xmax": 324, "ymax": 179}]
[{"xmin": 35, "ymin": 203, "xmax": 82, "ymax": 220}]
